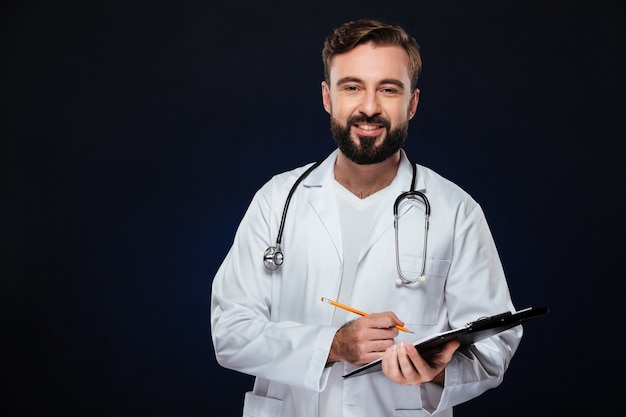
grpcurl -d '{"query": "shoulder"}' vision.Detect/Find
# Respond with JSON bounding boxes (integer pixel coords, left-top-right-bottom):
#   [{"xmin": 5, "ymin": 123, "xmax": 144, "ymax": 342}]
[
  {"xmin": 251, "ymin": 159, "xmax": 328, "ymax": 211},
  {"xmin": 417, "ymin": 164, "xmax": 483, "ymax": 215},
  {"xmin": 261, "ymin": 161, "xmax": 322, "ymax": 193},
  {"xmin": 259, "ymin": 151, "xmax": 337, "ymax": 196},
  {"xmin": 419, "ymin": 165, "xmax": 471, "ymax": 197}
]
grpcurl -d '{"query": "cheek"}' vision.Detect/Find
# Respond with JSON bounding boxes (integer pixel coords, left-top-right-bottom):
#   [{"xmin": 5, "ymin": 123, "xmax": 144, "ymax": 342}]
[
  {"xmin": 330, "ymin": 95, "xmax": 361, "ymax": 116},
  {"xmin": 390, "ymin": 103, "xmax": 412, "ymax": 123},
  {"xmin": 329, "ymin": 102, "xmax": 352, "ymax": 121}
]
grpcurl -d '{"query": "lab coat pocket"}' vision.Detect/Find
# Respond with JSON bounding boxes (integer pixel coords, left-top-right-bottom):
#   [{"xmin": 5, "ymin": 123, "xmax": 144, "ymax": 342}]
[
  {"xmin": 395, "ymin": 257, "xmax": 451, "ymax": 325},
  {"xmin": 242, "ymin": 391, "xmax": 283, "ymax": 417},
  {"xmin": 393, "ymin": 410, "xmax": 428, "ymax": 416},
  {"xmin": 394, "ymin": 410, "xmax": 450, "ymax": 417}
]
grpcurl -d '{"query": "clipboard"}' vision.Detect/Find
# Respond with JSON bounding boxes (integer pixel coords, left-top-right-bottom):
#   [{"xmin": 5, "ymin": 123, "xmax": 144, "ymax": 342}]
[{"xmin": 343, "ymin": 306, "xmax": 549, "ymax": 379}]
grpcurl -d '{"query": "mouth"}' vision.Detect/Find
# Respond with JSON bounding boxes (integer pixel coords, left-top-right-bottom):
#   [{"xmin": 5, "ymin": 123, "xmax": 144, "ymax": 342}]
[{"xmin": 353, "ymin": 123, "xmax": 385, "ymax": 136}]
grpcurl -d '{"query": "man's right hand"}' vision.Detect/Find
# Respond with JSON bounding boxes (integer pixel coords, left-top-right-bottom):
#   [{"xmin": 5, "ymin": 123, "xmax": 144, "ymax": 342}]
[{"xmin": 327, "ymin": 312, "xmax": 403, "ymax": 365}]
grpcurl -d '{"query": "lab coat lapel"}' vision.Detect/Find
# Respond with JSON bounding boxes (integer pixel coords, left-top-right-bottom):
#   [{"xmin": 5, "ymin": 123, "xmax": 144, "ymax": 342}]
[
  {"xmin": 302, "ymin": 153, "xmax": 343, "ymax": 263},
  {"xmin": 301, "ymin": 151, "xmax": 424, "ymax": 265}
]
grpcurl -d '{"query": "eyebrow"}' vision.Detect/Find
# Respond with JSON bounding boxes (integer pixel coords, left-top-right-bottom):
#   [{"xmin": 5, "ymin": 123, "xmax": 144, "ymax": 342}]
[{"xmin": 335, "ymin": 76, "xmax": 406, "ymax": 90}]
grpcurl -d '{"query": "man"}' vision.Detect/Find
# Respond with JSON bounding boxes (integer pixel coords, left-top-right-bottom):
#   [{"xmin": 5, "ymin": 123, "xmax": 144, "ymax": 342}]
[{"xmin": 211, "ymin": 19, "xmax": 521, "ymax": 416}]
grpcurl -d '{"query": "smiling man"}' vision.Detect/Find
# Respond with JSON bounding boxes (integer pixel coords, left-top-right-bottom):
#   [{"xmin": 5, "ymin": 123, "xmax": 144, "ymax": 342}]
[
  {"xmin": 211, "ymin": 19, "xmax": 522, "ymax": 417},
  {"xmin": 323, "ymin": 40, "xmax": 419, "ymax": 197}
]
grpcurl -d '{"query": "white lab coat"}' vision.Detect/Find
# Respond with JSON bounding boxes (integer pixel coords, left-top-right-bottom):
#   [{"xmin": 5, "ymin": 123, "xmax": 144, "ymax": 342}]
[{"xmin": 211, "ymin": 149, "xmax": 522, "ymax": 417}]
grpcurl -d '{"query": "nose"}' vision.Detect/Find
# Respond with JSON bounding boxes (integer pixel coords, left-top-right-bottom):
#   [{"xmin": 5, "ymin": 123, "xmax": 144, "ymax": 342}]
[{"xmin": 358, "ymin": 90, "xmax": 381, "ymax": 117}]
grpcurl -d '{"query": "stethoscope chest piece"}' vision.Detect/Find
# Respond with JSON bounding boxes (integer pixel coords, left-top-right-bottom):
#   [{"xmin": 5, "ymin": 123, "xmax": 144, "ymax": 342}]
[{"xmin": 263, "ymin": 245, "xmax": 284, "ymax": 270}]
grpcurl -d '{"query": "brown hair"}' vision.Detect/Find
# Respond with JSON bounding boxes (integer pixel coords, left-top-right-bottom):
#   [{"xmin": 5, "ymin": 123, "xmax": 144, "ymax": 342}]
[{"xmin": 322, "ymin": 19, "xmax": 422, "ymax": 91}]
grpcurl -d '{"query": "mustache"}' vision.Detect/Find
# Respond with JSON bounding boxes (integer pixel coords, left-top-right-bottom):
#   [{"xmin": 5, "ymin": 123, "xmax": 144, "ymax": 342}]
[{"xmin": 346, "ymin": 115, "xmax": 391, "ymax": 129}]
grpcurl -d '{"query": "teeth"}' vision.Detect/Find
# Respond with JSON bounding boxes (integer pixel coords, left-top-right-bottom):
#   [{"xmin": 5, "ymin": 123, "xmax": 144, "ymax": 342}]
[{"xmin": 357, "ymin": 125, "xmax": 378, "ymax": 130}]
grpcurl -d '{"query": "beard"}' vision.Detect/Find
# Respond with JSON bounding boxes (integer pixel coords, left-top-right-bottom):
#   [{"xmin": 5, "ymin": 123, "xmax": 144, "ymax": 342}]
[{"xmin": 330, "ymin": 114, "xmax": 409, "ymax": 165}]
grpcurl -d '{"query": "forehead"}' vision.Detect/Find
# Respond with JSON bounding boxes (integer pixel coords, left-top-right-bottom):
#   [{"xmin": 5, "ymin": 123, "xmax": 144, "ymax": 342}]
[{"xmin": 328, "ymin": 42, "xmax": 411, "ymax": 86}]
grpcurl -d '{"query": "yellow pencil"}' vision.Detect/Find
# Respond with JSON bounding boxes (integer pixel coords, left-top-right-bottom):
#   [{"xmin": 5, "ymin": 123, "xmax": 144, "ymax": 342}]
[{"xmin": 321, "ymin": 297, "xmax": 413, "ymax": 333}]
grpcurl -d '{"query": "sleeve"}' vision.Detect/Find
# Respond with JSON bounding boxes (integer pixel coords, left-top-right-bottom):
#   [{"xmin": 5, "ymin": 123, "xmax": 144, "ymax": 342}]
[
  {"xmin": 210, "ymin": 178, "xmax": 337, "ymax": 392},
  {"xmin": 419, "ymin": 200, "xmax": 523, "ymax": 413}
]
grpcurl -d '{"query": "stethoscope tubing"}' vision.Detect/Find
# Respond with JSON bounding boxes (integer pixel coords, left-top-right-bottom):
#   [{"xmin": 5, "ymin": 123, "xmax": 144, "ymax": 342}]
[
  {"xmin": 264, "ymin": 157, "xmax": 430, "ymax": 286},
  {"xmin": 393, "ymin": 190, "xmax": 430, "ymax": 285},
  {"xmin": 263, "ymin": 160, "xmax": 323, "ymax": 270}
]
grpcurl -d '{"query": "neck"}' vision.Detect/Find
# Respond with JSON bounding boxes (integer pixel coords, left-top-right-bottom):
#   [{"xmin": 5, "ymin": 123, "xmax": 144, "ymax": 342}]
[{"xmin": 334, "ymin": 151, "xmax": 401, "ymax": 199}]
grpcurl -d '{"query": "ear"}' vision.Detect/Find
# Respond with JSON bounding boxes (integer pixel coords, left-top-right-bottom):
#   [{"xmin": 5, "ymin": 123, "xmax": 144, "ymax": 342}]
[
  {"xmin": 408, "ymin": 88, "xmax": 420, "ymax": 119},
  {"xmin": 321, "ymin": 81, "xmax": 331, "ymax": 114}
]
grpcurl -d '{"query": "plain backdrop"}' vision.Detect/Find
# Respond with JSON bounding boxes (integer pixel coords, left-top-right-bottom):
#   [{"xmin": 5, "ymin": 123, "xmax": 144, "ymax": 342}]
[{"xmin": 2, "ymin": 1, "xmax": 624, "ymax": 416}]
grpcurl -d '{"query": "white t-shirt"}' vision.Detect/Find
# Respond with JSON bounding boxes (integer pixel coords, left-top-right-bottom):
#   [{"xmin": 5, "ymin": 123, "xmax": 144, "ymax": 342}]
[{"xmin": 319, "ymin": 181, "xmax": 389, "ymax": 417}]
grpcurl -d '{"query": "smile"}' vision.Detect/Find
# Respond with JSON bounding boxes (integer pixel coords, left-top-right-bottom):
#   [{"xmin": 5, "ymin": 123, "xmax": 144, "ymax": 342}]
[
  {"xmin": 356, "ymin": 124, "xmax": 381, "ymax": 131},
  {"xmin": 353, "ymin": 123, "xmax": 385, "ymax": 136}
]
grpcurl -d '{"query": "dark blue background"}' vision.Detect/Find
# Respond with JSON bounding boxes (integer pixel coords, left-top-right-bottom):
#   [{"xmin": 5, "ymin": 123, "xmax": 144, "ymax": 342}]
[{"xmin": 2, "ymin": 1, "xmax": 624, "ymax": 415}]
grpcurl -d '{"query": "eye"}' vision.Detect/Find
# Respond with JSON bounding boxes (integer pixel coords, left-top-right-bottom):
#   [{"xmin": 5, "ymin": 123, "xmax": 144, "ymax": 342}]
[{"xmin": 381, "ymin": 87, "xmax": 400, "ymax": 95}]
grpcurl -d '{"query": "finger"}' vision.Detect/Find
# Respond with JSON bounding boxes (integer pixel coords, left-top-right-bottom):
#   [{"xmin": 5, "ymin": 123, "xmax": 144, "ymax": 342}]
[
  {"xmin": 351, "ymin": 339, "xmax": 396, "ymax": 365},
  {"xmin": 402, "ymin": 341, "xmax": 429, "ymax": 369},
  {"xmin": 438, "ymin": 339, "xmax": 461, "ymax": 363},
  {"xmin": 361, "ymin": 339, "xmax": 395, "ymax": 354},
  {"xmin": 352, "ymin": 319, "xmax": 394, "ymax": 338},
  {"xmin": 354, "ymin": 318, "xmax": 399, "ymax": 340},
  {"xmin": 365, "ymin": 312, "xmax": 404, "ymax": 330},
  {"xmin": 403, "ymin": 342, "xmax": 449, "ymax": 383},
  {"xmin": 396, "ymin": 343, "xmax": 421, "ymax": 382},
  {"xmin": 381, "ymin": 344, "xmax": 402, "ymax": 380},
  {"xmin": 368, "ymin": 327, "xmax": 399, "ymax": 341}
]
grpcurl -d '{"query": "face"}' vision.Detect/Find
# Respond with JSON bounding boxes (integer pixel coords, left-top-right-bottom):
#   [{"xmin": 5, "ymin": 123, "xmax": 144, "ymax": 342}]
[{"xmin": 322, "ymin": 42, "xmax": 419, "ymax": 165}]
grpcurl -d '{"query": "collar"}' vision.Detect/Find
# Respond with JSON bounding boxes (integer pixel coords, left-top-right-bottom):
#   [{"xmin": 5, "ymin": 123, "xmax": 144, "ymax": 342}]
[{"xmin": 301, "ymin": 149, "xmax": 426, "ymax": 193}]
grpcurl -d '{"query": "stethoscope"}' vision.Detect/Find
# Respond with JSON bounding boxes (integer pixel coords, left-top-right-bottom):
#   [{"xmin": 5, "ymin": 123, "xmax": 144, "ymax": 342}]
[{"xmin": 263, "ymin": 158, "xmax": 430, "ymax": 286}]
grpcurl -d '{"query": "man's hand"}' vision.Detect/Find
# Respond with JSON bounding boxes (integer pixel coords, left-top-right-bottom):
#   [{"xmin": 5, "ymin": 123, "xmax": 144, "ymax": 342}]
[
  {"xmin": 327, "ymin": 312, "xmax": 403, "ymax": 365},
  {"xmin": 381, "ymin": 339, "xmax": 460, "ymax": 386}
]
